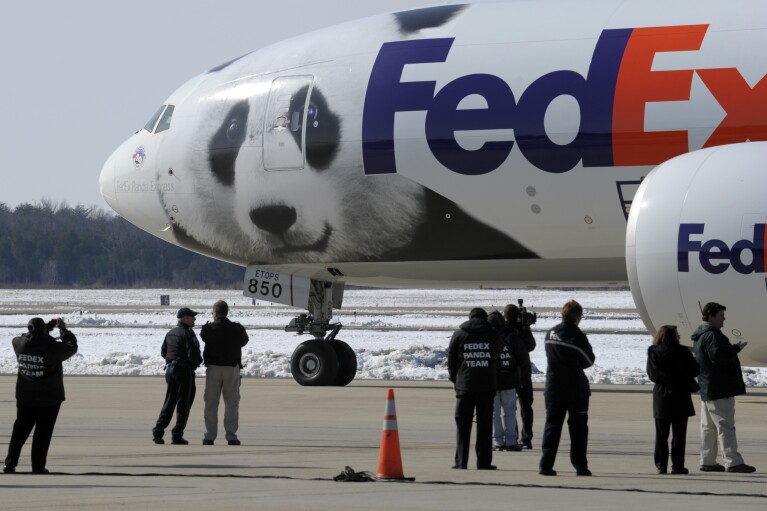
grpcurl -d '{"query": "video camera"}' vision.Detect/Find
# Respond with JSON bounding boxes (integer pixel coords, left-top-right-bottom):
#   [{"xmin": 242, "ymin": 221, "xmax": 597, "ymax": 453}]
[{"xmin": 517, "ymin": 299, "xmax": 537, "ymax": 327}]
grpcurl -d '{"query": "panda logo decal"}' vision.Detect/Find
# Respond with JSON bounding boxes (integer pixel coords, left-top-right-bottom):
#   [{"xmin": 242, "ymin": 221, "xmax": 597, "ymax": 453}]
[{"xmin": 132, "ymin": 146, "xmax": 147, "ymax": 168}]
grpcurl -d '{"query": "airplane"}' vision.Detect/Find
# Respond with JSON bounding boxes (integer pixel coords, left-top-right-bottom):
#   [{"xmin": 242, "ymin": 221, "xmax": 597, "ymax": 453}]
[{"xmin": 99, "ymin": 0, "xmax": 767, "ymax": 385}]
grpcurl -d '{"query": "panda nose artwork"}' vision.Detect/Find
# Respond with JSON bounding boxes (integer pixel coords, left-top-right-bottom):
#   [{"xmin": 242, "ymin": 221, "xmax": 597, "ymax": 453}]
[{"xmin": 249, "ymin": 204, "xmax": 298, "ymax": 236}]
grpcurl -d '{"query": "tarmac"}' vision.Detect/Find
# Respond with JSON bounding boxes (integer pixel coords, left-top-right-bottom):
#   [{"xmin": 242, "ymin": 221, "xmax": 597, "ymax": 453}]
[{"xmin": 0, "ymin": 376, "xmax": 764, "ymax": 510}]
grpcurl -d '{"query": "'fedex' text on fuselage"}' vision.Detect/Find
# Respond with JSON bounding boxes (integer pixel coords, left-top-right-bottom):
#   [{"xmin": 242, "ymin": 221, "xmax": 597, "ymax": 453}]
[{"xmin": 362, "ymin": 25, "xmax": 767, "ymax": 176}]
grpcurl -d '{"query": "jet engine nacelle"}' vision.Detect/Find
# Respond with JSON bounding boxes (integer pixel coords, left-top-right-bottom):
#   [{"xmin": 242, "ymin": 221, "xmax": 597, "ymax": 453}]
[{"xmin": 627, "ymin": 142, "xmax": 767, "ymax": 366}]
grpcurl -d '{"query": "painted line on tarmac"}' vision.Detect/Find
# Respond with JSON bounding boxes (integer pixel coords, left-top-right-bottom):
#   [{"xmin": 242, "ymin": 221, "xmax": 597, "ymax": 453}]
[{"xmin": 10, "ymin": 471, "xmax": 765, "ymax": 499}]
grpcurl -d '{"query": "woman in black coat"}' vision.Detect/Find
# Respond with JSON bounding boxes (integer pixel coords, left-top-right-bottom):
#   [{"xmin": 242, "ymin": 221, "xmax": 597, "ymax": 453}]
[{"xmin": 646, "ymin": 325, "xmax": 700, "ymax": 475}]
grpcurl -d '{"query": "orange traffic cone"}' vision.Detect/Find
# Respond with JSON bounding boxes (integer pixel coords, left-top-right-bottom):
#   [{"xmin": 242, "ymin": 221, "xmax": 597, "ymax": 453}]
[{"xmin": 376, "ymin": 388, "xmax": 410, "ymax": 480}]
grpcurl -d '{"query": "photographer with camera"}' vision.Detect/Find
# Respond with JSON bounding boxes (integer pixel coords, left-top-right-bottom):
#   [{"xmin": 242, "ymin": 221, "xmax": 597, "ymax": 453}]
[
  {"xmin": 3, "ymin": 317, "xmax": 77, "ymax": 474},
  {"xmin": 504, "ymin": 301, "xmax": 537, "ymax": 449}
]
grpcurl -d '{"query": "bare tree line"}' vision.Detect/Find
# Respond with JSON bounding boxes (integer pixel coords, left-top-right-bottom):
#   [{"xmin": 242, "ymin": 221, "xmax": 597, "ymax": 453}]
[{"xmin": 0, "ymin": 200, "xmax": 242, "ymax": 288}]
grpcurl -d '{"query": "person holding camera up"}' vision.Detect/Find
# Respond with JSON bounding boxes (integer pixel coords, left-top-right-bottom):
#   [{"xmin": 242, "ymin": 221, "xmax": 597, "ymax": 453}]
[
  {"xmin": 3, "ymin": 317, "xmax": 77, "ymax": 474},
  {"xmin": 504, "ymin": 302, "xmax": 537, "ymax": 449}
]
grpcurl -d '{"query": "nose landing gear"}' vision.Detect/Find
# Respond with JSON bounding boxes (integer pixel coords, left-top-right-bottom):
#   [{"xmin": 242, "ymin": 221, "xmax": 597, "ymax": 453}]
[
  {"xmin": 290, "ymin": 335, "xmax": 357, "ymax": 386},
  {"xmin": 285, "ymin": 280, "xmax": 357, "ymax": 386},
  {"xmin": 291, "ymin": 338, "xmax": 339, "ymax": 386}
]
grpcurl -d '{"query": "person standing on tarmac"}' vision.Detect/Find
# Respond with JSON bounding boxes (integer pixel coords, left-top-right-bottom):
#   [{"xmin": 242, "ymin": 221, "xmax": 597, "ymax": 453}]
[
  {"xmin": 539, "ymin": 300, "xmax": 595, "ymax": 476},
  {"xmin": 448, "ymin": 307, "xmax": 501, "ymax": 470},
  {"xmin": 152, "ymin": 308, "xmax": 202, "ymax": 445},
  {"xmin": 4, "ymin": 317, "xmax": 77, "ymax": 474},
  {"xmin": 504, "ymin": 303, "xmax": 536, "ymax": 449},
  {"xmin": 692, "ymin": 302, "xmax": 756, "ymax": 473},
  {"xmin": 201, "ymin": 300, "xmax": 249, "ymax": 446},
  {"xmin": 488, "ymin": 311, "xmax": 524, "ymax": 452},
  {"xmin": 646, "ymin": 325, "xmax": 699, "ymax": 475}
]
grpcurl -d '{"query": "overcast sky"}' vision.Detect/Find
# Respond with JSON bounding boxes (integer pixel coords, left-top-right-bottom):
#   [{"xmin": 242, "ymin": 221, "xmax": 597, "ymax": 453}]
[{"xmin": 0, "ymin": 0, "xmax": 495, "ymax": 211}]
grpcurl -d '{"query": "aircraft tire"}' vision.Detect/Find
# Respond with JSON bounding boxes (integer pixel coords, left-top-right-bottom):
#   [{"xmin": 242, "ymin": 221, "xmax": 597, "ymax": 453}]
[
  {"xmin": 328, "ymin": 339, "xmax": 357, "ymax": 386},
  {"xmin": 291, "ymin": 339, "xmax": 339, "ymax": 386}
]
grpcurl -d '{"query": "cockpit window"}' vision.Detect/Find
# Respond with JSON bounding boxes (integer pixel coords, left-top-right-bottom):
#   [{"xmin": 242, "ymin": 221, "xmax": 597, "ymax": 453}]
[
  {"xmin": 142, "ymin": 104, "xmax": 175, "ymax": 134},
  {"xmin": 143, "ymin": 106, "xmax": 166, "ymax": 133},
  {"xmin": 155, "ymin": 105, "xmax": 175, "ymax": 133}
]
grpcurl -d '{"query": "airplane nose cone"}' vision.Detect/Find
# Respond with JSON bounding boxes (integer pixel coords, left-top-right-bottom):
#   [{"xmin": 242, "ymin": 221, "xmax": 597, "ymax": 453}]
[
  {"xmin": 99, "ymin": 153, "xmax": 117, "ymax": 205},
  {"xmin": 99, "ymin": 135, "xmax": 170, "ymax": 236}
]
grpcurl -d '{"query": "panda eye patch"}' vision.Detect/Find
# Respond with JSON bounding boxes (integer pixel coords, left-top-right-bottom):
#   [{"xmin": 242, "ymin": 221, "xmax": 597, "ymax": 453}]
[{"xmin": 209, "ymin": 101, "xmax": 250, "ymax": 186}]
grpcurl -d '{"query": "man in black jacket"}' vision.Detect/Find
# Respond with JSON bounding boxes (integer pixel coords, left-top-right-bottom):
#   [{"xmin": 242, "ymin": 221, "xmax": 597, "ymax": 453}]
[
  {"xmin": 152, "ymin": 307, "xmax": 203, "ymax": 445},
  {"xmin": 201, "ymin": 300, "xmax": 249, "ymax": 446},
  {"xmin": 488, "ymin": 311, "xmax": 524, "ymax": 452},
  {"xmin": 539, "ymin": 300, "xmax": 595, "ymax": 476},
  {"xmin": 504, "ymin": 303, "xmax": 537, "ymax": 449},
  {"xmin": 447, "ymin": 308, "xmax": 501, "ymax": 470},
  {"xmin": 4, "ymin": 317, "xmax": 77, "ymax": 474}
]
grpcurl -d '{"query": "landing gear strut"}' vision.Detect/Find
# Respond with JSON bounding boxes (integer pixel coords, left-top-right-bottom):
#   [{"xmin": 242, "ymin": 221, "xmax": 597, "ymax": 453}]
[{"xmin": 286, "ymin": 280, "xmax": 357, "ymax": 386}]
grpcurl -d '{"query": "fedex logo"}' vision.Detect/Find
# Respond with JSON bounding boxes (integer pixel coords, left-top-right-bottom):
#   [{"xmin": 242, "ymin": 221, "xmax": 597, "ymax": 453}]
[
  {"xmin": 362, "ymin": 25, "xmax": 767, "ymax": 176},
  {"xmin": 678, "ymin": 223, "xmax": 767, "ymax": 274}
]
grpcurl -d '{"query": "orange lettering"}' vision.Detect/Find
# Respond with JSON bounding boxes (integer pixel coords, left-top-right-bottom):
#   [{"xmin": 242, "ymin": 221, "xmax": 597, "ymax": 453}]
[
  {"xmin": 612, "ymin": 25, "xmax": 708, "ymax": 166},
  {"xmin": 696, "ymin": 68, "xmax": 767, "ymax": 147}
]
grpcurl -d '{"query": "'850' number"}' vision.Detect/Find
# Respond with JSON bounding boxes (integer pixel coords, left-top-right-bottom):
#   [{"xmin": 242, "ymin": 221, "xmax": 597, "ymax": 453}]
[{"xmin": 248, "ymin": 279, "xmax": 282, "ymax": 298}]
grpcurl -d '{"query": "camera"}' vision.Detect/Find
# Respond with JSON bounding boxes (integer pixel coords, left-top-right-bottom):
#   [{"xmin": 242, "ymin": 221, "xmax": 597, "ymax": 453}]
[
  {"xmin": 517, "ymin": 299, "xmax": 537, "ymax": 327},
  {"xmin": 46, "ymin": 318, "xmax": 64, "ymax": 332}
]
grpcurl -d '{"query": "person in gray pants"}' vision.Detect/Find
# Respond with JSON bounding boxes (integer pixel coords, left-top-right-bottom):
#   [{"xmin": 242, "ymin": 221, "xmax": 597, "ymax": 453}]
[{"xmin": 200, "ymin": 301, "xmax": 249, "ymax": 445}]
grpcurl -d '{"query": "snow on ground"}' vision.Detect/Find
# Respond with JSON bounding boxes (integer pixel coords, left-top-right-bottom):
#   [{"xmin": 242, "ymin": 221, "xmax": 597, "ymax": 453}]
[{"xmin": 0, "ymin": 288, "xmax": 764, "ymax": 386}]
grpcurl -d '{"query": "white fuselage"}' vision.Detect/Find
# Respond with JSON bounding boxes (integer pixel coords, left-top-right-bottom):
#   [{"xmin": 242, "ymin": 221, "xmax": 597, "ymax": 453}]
[{"xmin": 100, "ymin": 0, "xmax": 767, "ymax": 364}]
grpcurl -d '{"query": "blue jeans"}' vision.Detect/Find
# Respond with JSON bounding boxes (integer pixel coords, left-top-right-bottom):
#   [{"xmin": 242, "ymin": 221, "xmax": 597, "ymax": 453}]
[{"xmin": 493, "ymin": 388, "xmax": 518, "ymax": 447}]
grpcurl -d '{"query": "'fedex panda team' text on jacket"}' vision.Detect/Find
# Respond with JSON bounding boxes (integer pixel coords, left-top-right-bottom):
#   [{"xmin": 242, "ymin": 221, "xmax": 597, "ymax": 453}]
[
  {"xmin": 448, "ymin": 318, "xmax": 501, "ymax": 393},
  {"xmin": 496, "ymin": 325, "xmax": 525, "ymax": 390},
  {"xmin": 12, "ymin": 329, "xmax": 78, "ymax": 406}
]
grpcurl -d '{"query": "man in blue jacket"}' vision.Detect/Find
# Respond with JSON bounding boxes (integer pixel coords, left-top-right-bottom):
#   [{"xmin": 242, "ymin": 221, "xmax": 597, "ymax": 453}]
[
  {"xmin": 539, "ymin": 300, "xmax": 595, "ymax": 476},
  {"xmin": 692, "ymin": 302, "xmax": 755, "ymax": 473}
]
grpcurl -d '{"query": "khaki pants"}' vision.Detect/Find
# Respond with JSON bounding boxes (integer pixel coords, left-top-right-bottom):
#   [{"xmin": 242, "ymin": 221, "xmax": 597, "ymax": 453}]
[
  {"xmin": 700, "ymin": 397, "xmax": 744, "ymax": 468},
  {"xmin": 204, "ymin": 365, "xmax": 241, "ymax": 442}
]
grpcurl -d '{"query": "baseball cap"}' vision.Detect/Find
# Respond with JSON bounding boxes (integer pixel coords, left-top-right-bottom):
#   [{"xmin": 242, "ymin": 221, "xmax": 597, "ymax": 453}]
[{"xmin": 176, "ymin": 307, "xmax": 199, "ymax": 319}]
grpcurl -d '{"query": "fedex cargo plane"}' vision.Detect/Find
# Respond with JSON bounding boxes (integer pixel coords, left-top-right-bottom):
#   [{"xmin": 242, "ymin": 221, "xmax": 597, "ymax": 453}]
[{"xmin": 99, "ymin": 0, "xmax": 767, "ymax": 384}]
